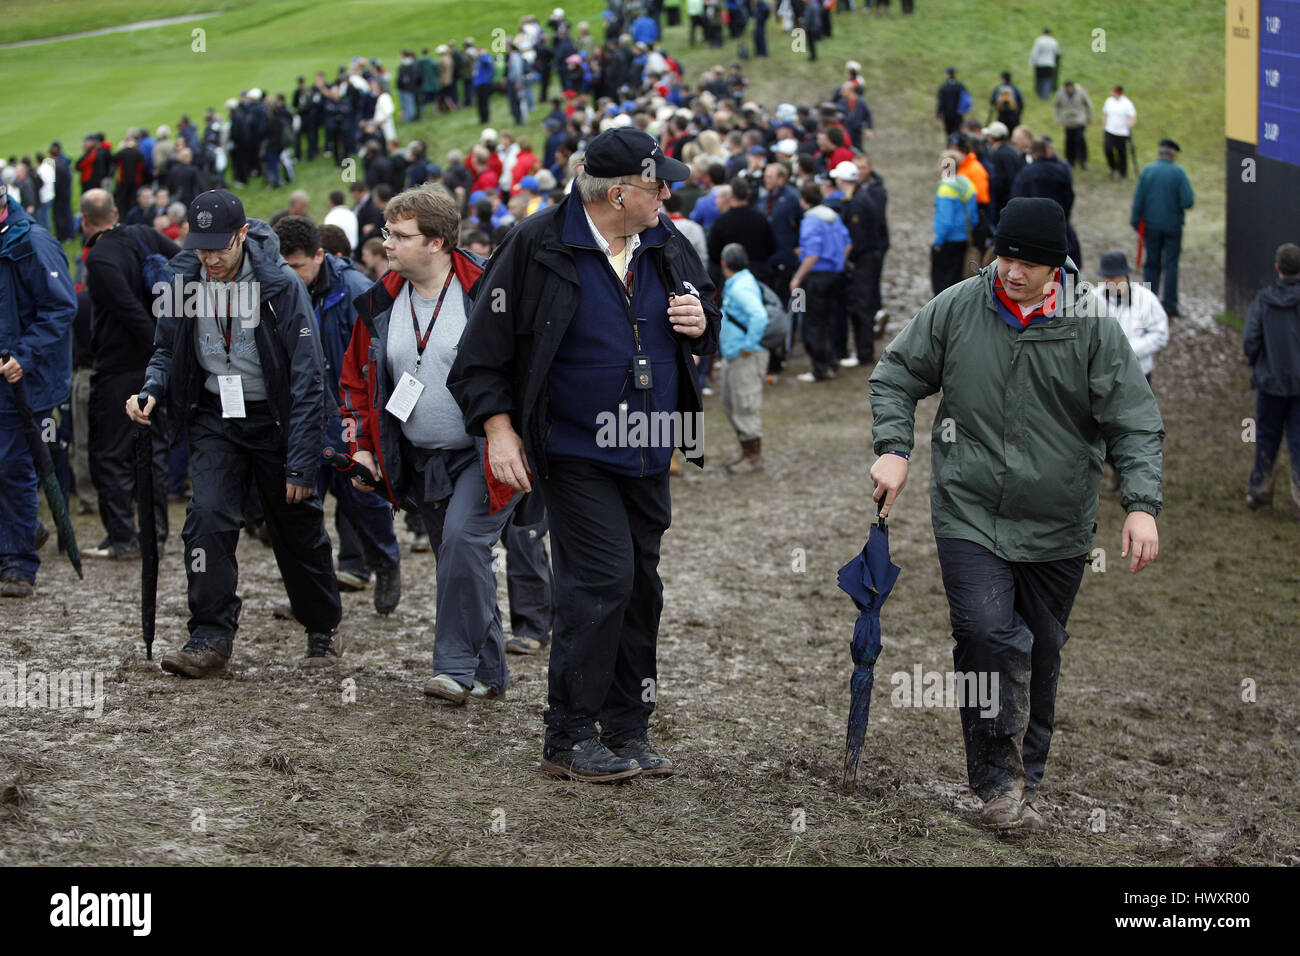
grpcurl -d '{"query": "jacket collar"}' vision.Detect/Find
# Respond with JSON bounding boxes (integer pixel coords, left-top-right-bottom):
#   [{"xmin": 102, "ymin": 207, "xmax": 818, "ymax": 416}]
[{"xmin": 358, "ymin": 247, "xmax": 485, "ymax": 322}]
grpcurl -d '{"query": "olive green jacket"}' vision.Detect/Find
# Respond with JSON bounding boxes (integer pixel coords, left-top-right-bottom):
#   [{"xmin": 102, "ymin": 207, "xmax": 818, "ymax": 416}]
[{"xmin": 868, "ymin": 262, "xmax": 1164, "ymax": 562}]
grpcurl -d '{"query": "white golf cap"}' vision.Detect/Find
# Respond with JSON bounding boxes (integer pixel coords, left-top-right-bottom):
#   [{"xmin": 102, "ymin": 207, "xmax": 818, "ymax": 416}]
[
  {"xmin": 775, "ymin": 138, "xmax": 799, "ymax": 155},
  {"xmin": 830, "ymin": 161, "xmax": 860, "ymax": 182}
]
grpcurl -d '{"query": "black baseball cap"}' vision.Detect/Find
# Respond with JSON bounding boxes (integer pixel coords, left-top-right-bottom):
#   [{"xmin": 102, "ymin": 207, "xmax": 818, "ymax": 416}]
[
  {"xmin": 1158, "ymin": 137, "xmax": 1181, "ymax": 152},
  {"xmin": 184, "ymin": 189, "xmax": 247, "ymax": 250},
  {"xmin": 583, "ymin": 127, "xmax": 690, "ymax": 182}
]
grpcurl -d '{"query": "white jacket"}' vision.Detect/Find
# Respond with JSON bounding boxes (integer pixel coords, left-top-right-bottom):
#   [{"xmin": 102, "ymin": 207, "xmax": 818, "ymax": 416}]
[{"xmin": 1091, "ymin": 280, "xmax": 1168, "ymax": 375}]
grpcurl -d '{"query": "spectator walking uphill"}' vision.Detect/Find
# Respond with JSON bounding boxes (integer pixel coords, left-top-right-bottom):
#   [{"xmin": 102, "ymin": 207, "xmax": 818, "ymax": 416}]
[
  {"xmin": 339, "ymin": 184, "xmax": 515, "ymax": 703},
  {"xmin": 1101, "ymin": 85, "xmax": 1136, "ymax": 180},
  {"xmin": 274, "ymin": 215, "xmax": 402, "ymax": 614},
  {"xmin": 936, "ymin": 67, "xmax": 971, "ymax": 139},
  {"xmin": 0, "ymin": 193, "xmax": 77, "ymax": 598},
  {"xmin": 78, "ymin": 189, "xmax": 177, "ymax": 561},
  {"xmin": 1243, "ymin": 243, "xmax": 1300, "ymax": 520},
  {"xmin": 1130, "ymin": 138, "xmax": 1194, "ymax": 318},
  {"xmin": 719, "ymin": 243, "xmax": 768, "ymax": 473},
  {"xmin": 127, "ymin": 190, "xmax": 343, "ymax": 676},
  {"xmin": 1053, "ymin": 80, "xmax": 1093, "ymax": 170},
  {"xmin": 868, "ymin": 197, "xmax": 1164, "ymax": 832},
  {"xmin": 1028, "ymin": 28, "xmax": 1061, "ymax": 100},
  {"xmin": 448, "ymin": 127, "xmax": 720, "ymax": 782}
]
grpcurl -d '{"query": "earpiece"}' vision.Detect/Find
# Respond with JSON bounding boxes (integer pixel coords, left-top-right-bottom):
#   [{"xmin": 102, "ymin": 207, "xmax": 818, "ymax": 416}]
[{"xmin": 617, "ymin": 193, "xmax": 625, "ymax": 206}]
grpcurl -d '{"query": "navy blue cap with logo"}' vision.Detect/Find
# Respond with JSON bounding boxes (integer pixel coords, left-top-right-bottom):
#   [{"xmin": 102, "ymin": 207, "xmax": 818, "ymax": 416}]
[
  {"xmin": 583, "ymin": 127, "xmax": 690, "ymax": 183},
  {"xmin": 184, "ymin": 189, "xmax": 248, "ymax": 250}
]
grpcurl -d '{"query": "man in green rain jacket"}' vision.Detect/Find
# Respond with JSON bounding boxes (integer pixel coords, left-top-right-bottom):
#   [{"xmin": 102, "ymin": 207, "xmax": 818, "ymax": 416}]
[{"xmin": 868, "ymin": 197, "xmax": 1164, "ymax": 833}]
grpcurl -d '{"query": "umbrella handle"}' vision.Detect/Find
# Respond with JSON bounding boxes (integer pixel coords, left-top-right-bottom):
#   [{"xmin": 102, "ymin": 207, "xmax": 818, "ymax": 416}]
[{"xmin": 876, "ymin": 493, "xmax": 887, "ymax": 530}]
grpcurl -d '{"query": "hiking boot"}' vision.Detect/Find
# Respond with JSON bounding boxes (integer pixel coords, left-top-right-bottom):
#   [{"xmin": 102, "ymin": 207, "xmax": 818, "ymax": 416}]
[
  {"xmin": 1, "ymin": 571, "xmax": 34, "ymax": 598},
  {"xmin": 726, "ymin": 438, "xmax": 763, "ymax": 475},
  {"xmin": 423, "ymin": 673, "xmax": 471, "ymax": 704},
  {"xmin": 979, "ymin": 787, "xmax": 1026, "ymax": 830},
  {"xmin": 1020, "ymin": 798, "xmax": 1047, "ymax": 832},
  {"xmin": 373, "ymin": 565, "xmax": 401, "ymax": 615},
  {"xmin": 506, "ymin": 635, "xmax": 545, "ymax": 655},
  {"xmin": 410, "ymin": 533, "xmax": 431, "ymax": 553},
  {"xmin": 540, "ymin": 737, "xmax": 642, "ymax": 783},
  {"xmin": 301, "ymin": 632, "xmax": 343, "ymax": 668},
  {"xmin": 605, "ymin": 735, "xmax": 675, "ymax": 777},
  {"xmin": 336, "ymin": 569, "xmax": 369, "ymax": 592},
  {"xmin": 160, "ymin": 637, "xmax": 231, "ymax": 678},
  {"xmin": 469, "ymin": 680, "xmax": 503, "ymax": 701}
]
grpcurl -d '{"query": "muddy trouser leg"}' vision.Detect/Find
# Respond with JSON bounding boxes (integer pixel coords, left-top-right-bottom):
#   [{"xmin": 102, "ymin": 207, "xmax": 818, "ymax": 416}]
[
  {"xmin": 505, "ymin": 512, "xmax": 553, "ymax": 644},
  {"xmin": 420, "ymin": 451, "xmax": 516, "ymax": 692},
  {"xmin": 0, "ymin": 410, "xmax": 41, "ymax": 583},
  {"xmin": 184, "ymin": 403, "xmax": 252, "ymax": 648},
  {"xmin": 334, "ymin": 508, "xmax": 366, "ymax": 577},
  {"xmin": 597, "ymin": 470, "xmax": 671, "ymax": 747},
  {"xmin": 722, "ymin": 349, "xmax": 766, "ymax": 441},
  {"xmin": 238, "ymin": 404, "xmax": 341, "ymax": 638},
  {"xmin": 540, "ymin": 461, "xmax": 668, "ymax": 750},
  {"xmin": 71, "ymin": 368, "xmax": 96, "ymax": 509},
  {"xmin": 936, "ymin": 537, "xmax": 1085, "ymax": 801},
  {"xmin": 91, "ymin": 369, "xmax": 168, "ymax": 547},
  {"xmin": 1010, "ymin": 552, "xmax": 1087, "ymax": 796},
  {"xmin": 845, "ymin": 256, "xmax": 876, "ymax": 363},
  {"xmin": 1248, "ymin": 391, "xmax": 1288, "ymax": 504},
  {"xmin": 802, "ymin": 271, "xmax": 837, "ymax": 379}
]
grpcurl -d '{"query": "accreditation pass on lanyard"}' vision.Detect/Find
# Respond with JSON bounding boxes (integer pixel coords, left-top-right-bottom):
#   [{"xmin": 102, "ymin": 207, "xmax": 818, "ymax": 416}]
[
  {"xmin": 214, "ymin": 288, "xmax": 247, "ymax": 418},
  {"xmin": 387, "ymin": 271, "xmax": 453, "ymax": 423}
]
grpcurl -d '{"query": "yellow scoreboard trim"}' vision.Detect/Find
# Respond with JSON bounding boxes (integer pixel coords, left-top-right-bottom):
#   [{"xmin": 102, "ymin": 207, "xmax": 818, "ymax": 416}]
[{"xmin": 1227, "ymin": 0, "xmax": 1259, "ymax": 144}]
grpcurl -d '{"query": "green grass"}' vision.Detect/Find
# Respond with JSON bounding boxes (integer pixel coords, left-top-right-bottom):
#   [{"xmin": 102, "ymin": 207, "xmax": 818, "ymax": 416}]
[
  {"xmin": 1216, "ymin": 311, "xmax": 1244, "ymax": 331},
  {"xmin": 2, "ymin": 1, "xmax": 1224, "ymax": 244}
]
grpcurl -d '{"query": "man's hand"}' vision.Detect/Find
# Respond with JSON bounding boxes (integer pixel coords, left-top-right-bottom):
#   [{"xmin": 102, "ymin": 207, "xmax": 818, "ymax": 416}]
[
  {"xmin": 1121, "ymin": 510, "xmax": 1159, "ymax": 573},
  {"xmin": 0, "ymin": 355, "xmax": 23, "ymax": 383},
  {"xmin": 485, "ymin": 413, "xmax": 531, "ymax": 493},
  {"xmin": 351, "ymin": 449, "xmax": 379, "ymax": 492},
  {"xmin": 126, "ymin": 393, "xmax": 155, "ymax": 425},
  {"xmin": 869, "ymin": 453, "xmax": 909, "ymax": 518},
  {"xmin": 668, "ymin": 294, "xmax": 706, "ymax": 339},
  {"xmin": 285, "ymin": 482, "xmax": 314, "ymax": 505}
]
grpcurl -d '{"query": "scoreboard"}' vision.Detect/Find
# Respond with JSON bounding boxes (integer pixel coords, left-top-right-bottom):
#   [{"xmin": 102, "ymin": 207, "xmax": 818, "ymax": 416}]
[{"xmin": 1259, "ymin": 0, "xmax": 1300, "ymax": 166}]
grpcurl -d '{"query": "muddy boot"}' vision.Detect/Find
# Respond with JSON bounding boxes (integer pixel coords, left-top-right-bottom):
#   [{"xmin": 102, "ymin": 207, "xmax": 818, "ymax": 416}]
[
  {"xmin": 1020, "ymin": 797, "xmax": 1047, "ymax": 832},
  {"xmin": 726, "ymin": 438, "xmax": 763, "ymax": 474},
  {"xmin": 161, "ymin": 637, "xmax": 232, "ymax": 678},
  {"xmin": 979, "ymin": 784, "xmax": 1025, "ymax": 830},
  {"xmin": 301, "ymin": 631, "xmax": 344, "ymax": 668}
]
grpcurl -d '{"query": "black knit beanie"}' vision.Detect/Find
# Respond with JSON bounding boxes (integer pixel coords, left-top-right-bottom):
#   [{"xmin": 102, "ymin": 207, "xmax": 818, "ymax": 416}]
[{"xmin": 994, "ymin": 197, "xmax": 1068, "ymax": 267}]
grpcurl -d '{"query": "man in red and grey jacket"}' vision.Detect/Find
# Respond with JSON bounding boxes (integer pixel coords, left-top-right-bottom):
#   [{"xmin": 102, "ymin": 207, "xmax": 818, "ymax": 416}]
[{"xmin": 339, "ymin": 182, "xmax": 521, "ymax": 705}]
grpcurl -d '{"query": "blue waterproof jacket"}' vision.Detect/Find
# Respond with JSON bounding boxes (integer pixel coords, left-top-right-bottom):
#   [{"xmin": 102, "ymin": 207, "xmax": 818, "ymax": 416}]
[{"xmin": 0, "ymin": 196, "xmax": 76, "ymax": 414}]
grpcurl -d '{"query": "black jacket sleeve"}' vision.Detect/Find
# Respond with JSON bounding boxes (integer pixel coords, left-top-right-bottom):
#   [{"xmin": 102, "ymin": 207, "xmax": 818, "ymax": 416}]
[
  {"xmin": 275, "ymin": 274, "xmax": 328, "ymax": 486},
  {"xmin": 448, "ymin": 227, "xmax": 530, "ymax": 436}
]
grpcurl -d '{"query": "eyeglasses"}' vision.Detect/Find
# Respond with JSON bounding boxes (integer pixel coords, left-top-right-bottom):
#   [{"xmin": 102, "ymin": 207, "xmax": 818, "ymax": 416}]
[
  {"xmin": 381, "ymin": 226, "xmax": 425, "ymax": 242},
  {"xmin": 622, "ymin": 179, "xmax": 669, "ymax": 195},
  {"xmin": 196, "ymin": 231, "xmax": 241, "ymax": 257}
]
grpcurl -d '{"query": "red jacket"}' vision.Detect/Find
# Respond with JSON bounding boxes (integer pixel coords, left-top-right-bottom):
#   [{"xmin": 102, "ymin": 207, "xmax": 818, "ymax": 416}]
[{"xmin": 338, "ymin": 250, "xmax": 515, "ymax": 511}]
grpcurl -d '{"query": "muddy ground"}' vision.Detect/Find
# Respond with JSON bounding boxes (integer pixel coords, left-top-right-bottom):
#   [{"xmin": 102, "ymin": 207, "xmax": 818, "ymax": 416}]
[{"xmin": 3, "ymin": 74, "xmax": 1298, "ymax": 867}]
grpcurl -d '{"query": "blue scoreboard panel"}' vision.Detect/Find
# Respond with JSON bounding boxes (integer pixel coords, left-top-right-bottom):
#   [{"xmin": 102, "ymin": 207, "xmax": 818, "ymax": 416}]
[{"xmin": 1260, "ymin": 0, "xmax": 1300, "ymax": 166}]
